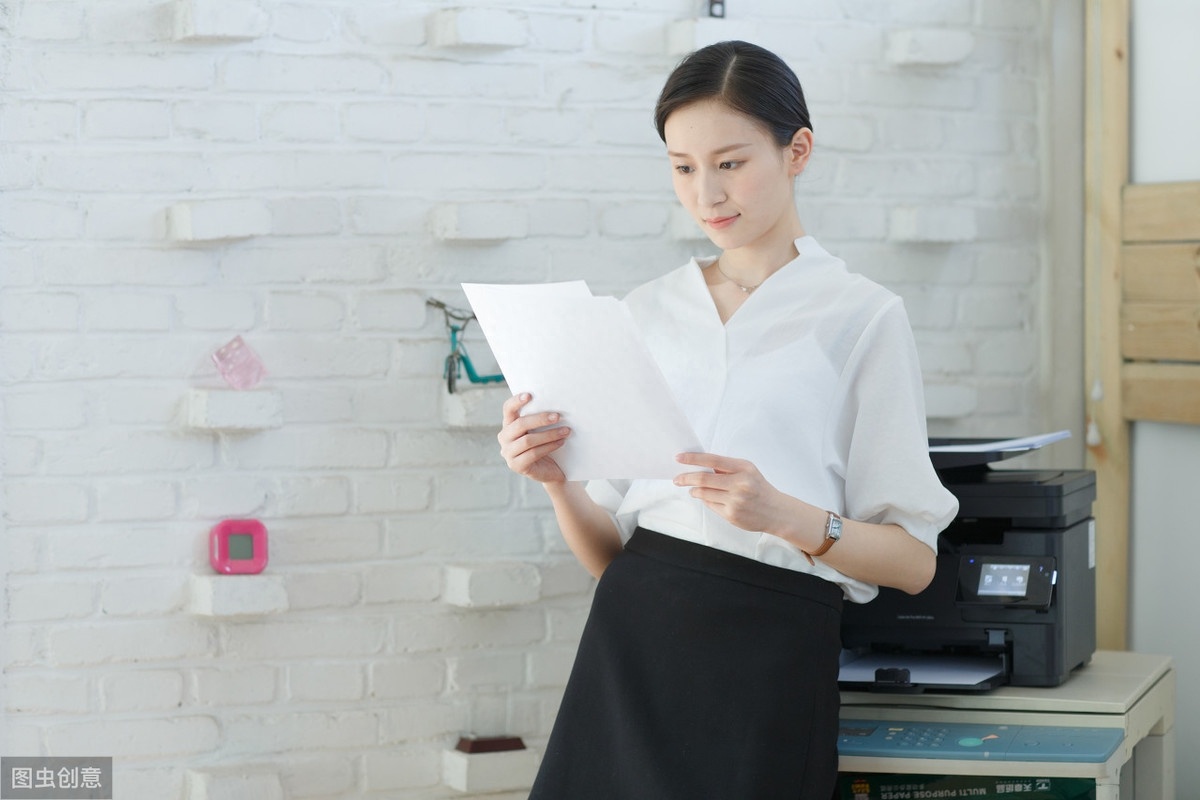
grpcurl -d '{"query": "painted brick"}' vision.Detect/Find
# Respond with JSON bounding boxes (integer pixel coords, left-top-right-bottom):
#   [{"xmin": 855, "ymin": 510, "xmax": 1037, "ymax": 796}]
[
  {"xmin": 283, "ymin": 571, "xmax": 361, "ymax": 611},
  {"xmin": 168, "ymin": 199, "xmax": 272, "ymax": 243},
  {"xmin": 47, "ymin": 716, "xmax": 221, "ymax": 758},
  {"xmin": 263, "ymin": 102, "xmax": 339, "ymax": 142},
  {"xmin": 272, "ymin": 5, "xmax": 336, "ymax": 43},
  {"xmin": 667, "ymin": 18, "xmax": 760, "ymax": 55},
  {"xmin": 49, "ymin": 620, "xmax": 214, "ymax": 666},
  {"xmin": 83, "ymin": 100, "xmax": 170, "ymax": 139},
  {"xmin": 223, "ymin": 428, "xmax": 390, "ymax": 469},
  {"xmin": 0, "ymin": 293, "xmax": 80, "ymax": 332},
  {"xmin": 222, "ymin": 54, "xmax": 387, "ymax": 93},
  {"xmin": 431, "ymin": 202, "xmax": 530, "ymax": 242},
  {"xmin": 275, "ymin": 756, "xmax": 357, "ymax": 798},
  {"xmin": 102, "ymin": 670, "xmax": 186, "ymax": 712},
  {"xmin": 380, "ymin": 701, "xmax": 469, "ymax": 742},
  {"xmin": 15, "ymin": 2, "xmax": 84, "ymax": 40},
  {"xmin": 448, "ymin": 652, "xmax": 525, "ymax": 691},
  {"xmin": 223, "ymin": 710, "xmax": 379, "ymax": 751},
  {"xmin": 0, "ymin": 101, "xmax": 77, "ymax": 141},
  {"xmin": 223, "ymin": 619, "xmax": 386, "ymax": 659},
  {"xmin": 354, "ymin": 475, "xmax": 432, "ymax": 514},
  {"xmin": 887, "ymin": 29, "xmax": 976, "ymax": 65},
  {"xmin": 44, "ymin": 527, "xmax": 191, "ymax": 571},
  {"xmin": 4, "ymin": 673, "xmax": 91, "ymax": 714},
  {"xmin": 442, "ymin": 748, "xmax": 539, "ymax": 794},
  {"xmin": 429, "ymin": 8, "xmax": 528, "ymax": 49},
  {"xmin": 363, "ymin": 563, "xmax": 443, "ymax": 604},
  {"xmin": 187, "ymin": 770, "xmax": 284, "ymax": 800},
  {"xmin": 343, "ymin": 102, "xmax": 424, "ymax": 142},
  {"xmin": 101, "ymin": 574, "xmax": 187, "ymax": 616},
  {"xmin": 174, "ymin": 0, "xmax": 269, "ymax": 41},
  {"xmin": 441, "ymin": 385, "xmax": 509, "ymax": 430},
  {"xmin": 925, "ymin": 384, "xmax": 980, "ymax": 419},
  {"xmin": 192, "ymin": 666, "xmax": 278, "ymax": 706},
  {"xmin": 3, "ymin": 482, "xmax": 90, "ymax": 524},
  {"xmin": 370, "ymin": 658, "xmax": 446, "ymax": 701},
  {"xmin": 186, "ymin": 389, "xmax": 284, "ymax": 431},
  {"xmin": 176, "ymin": 292, "xmax": 257, "ymax": 330},
  {"xmin": 0, "ymin": 198, "xmax": 83, "ymax": 240},
  {"xmin": 355, "ymin": 290, "xmax": 427, "ymax": 331},
  {"xmin": 90, "ymin": 485, "xmax": 179, "ymax": 531},
  {"xmin": 4, "ymin": 582, "xmax": 55, "ymax": 631},
  {"xmin": 442, "ymin": 564, "xmax": 541, "ymax": 608},
  {"xmin": 393, "ymin": 608, "xmax": 545, "ymax": 652},
  {"xmin": 84, "ymin": 292, "xmax": 173, "ymax": 332},
  {"xmin": 274, "ymin": 477, "xmax": 351, "ymax": 517},
  {"xmin": 173, "ymin": 101, "xmax": 258, "ymax": 142},
  {"xmin": 436, "ymin": 469, "xmax": 511, "ymax": 512},
  {"xmin": 188, "ymin": 575, "xmax": 289, "ymax": 617},
  {"xmin": 266, "ymin": 198, "xmax": 342, "ymax": 237},
  {"xmin": 41, "ymin": 430, "xmax": 216, "ymax": 476},
  {"xmin": 889, "ymin": 206, "xmax": 978, "ymax": 242},
  {"xmin": 363, "ymin": 748, "xmax": 442, "ymax": 792},
  {"xmin": 288, "ymin": 664, "xmax": 364, "ymax": 702}
]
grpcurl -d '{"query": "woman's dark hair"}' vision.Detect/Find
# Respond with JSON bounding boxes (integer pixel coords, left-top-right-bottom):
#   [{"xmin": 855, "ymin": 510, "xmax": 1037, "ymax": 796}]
[{"xmin": 653, "ymin": 40, "xmax": 812, "ymax": 146}]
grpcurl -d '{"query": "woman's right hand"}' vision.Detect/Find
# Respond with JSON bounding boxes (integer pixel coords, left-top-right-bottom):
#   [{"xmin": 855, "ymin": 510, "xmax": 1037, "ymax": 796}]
[{"xmin": 498, "ymin": 393, "xmax": 572, "ymax": 484}]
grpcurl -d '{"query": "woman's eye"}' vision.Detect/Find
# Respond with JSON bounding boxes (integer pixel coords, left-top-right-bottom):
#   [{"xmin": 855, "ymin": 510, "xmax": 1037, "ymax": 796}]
[
  {"xmin": 719, "ymin": 161, "xmax": 740, "ymax": 170},
  {"xmin": 674, "ymin": 164, "xmax": 693, "ymax": 174}
]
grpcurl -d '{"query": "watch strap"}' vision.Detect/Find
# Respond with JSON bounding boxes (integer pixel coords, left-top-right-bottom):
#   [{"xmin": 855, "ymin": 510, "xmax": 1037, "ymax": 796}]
[{"xmin": 802, "ymin": 511, "xmax": 842, "ymax": 565}]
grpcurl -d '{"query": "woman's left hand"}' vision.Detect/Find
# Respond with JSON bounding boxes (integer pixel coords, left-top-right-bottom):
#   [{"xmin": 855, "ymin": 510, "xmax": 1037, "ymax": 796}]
[{"xmin": 673, "ymin": 452, "xmax": 787, "ymax": 533}]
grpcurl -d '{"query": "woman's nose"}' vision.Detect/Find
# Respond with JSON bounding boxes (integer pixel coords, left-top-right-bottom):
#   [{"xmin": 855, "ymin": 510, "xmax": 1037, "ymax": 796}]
[{"xmin": 696, "ymin": 170, "xmax": 726, "ymax": 207}]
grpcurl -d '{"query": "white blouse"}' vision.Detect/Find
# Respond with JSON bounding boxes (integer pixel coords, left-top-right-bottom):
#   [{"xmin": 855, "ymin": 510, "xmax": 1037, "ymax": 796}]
[{"xmin": 586, "ymin": 236, "xmax": 959, "ymax": 603}]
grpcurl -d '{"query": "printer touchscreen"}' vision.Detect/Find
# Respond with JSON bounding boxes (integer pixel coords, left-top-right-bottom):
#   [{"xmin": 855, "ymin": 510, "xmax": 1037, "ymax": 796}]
[
  {"xmin": 958, "ymin": 556, "xmax": 1055, "ymax": 609},
  {"xmin": 978, "ymin": 563, "xmax": 1031, "ymax": 597}
]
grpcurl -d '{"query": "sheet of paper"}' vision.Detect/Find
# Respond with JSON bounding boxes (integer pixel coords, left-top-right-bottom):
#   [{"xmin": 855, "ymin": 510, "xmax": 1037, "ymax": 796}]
[
  {"xmin": 928, "ymin": 430, "xmax": 1071, "ymax": 453},
  {"xmin": 839, "ymin": 653, "xmax": 1005, "ymax": 688},
  {"xmin": 462, "ymin": 281, "xmax": 705, "ymax": 481}
]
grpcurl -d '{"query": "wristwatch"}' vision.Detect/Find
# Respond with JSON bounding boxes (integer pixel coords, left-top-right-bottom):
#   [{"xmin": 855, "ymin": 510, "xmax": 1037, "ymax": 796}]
[{"xmin": 802, "ymin": 511, "xmax": 842, "ymax": 565}]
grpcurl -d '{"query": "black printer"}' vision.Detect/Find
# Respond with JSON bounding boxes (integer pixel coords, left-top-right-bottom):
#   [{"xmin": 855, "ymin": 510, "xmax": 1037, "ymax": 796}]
[{"xmin": 839, "ymin": 437, "xmax": 1097, "ymax": 692}]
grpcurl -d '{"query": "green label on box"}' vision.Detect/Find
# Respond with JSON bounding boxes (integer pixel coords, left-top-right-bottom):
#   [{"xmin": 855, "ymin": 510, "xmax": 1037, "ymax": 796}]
[{"xmin": 838, "ymin": 774, "xmax": 1096, "ymax": 800}]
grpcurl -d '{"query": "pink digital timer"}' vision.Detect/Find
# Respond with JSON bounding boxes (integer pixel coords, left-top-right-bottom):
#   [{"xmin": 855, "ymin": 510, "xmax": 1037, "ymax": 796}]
[{"xmin": 210, "ymin": 519, "xmax": 268, "ymax": 574}]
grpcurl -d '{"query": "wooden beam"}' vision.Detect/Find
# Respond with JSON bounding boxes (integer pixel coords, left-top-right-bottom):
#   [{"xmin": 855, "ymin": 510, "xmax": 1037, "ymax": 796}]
[
  {"xmin": 1123, "ymin": 242, "xmax": 1200, "ymax": 303},
  {"xmin": 1123, "ymin": 181, "xmax": 1200, "ymax": 242},
  {"xmin": 1083, "ymin": 0, "xmax": 1131, "ymax": 651},
  {"xmin": 1123, "ymin": 362, "xmax": 1200, "ymax": 425},
  {"xmin": 1121, "ymin": 303, "xmax": 1200, "ymax": 361}
]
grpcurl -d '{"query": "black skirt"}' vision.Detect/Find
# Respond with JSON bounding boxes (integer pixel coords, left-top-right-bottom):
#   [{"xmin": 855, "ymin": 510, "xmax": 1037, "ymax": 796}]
[{"xmin": 529, "ymin": 527, "xmax": 844, "ymax": 800}]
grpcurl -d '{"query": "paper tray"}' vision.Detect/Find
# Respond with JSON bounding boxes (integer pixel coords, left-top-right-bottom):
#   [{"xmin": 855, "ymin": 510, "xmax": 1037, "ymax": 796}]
[{"xmin": 838, "ymin": 652, "xmax": 1007, "ymax": 693}]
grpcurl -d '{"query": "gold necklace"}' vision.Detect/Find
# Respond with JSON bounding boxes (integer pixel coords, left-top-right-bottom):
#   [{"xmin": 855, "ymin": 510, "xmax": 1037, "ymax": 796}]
[{"xmin": 715, "ymin": 260, "xmax": 761, "ymax": 293}]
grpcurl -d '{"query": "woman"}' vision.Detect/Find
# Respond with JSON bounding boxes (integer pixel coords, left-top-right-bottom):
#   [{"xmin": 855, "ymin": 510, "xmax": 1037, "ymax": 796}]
[{"xmin": 499, "ymin": 41, "xmax": 958, "ymax": 799}]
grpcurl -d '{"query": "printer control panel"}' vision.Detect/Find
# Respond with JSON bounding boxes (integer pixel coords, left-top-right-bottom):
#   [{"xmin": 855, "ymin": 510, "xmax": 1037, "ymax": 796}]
[{"xmin": 957, "ymin": 555, "xmax": 1056, "ymax": 610}]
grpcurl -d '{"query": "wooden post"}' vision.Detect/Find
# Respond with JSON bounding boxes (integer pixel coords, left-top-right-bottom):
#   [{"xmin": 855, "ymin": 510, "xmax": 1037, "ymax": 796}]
[{"xmin": 1083, "ymin": 0, "xmax": 1131, "ymax": 650}]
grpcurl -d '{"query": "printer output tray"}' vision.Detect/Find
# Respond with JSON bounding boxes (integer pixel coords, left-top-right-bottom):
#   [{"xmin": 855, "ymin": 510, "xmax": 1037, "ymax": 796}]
[{"xmin": 839, "ymin": 653, "xmax": 1007, "ymax": 693}]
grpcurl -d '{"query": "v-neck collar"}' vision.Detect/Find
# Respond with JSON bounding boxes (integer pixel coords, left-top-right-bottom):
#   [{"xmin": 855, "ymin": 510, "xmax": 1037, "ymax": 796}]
[{"xmin": 690, "ymin": 236, "xmax": 815, "ymax": 328}]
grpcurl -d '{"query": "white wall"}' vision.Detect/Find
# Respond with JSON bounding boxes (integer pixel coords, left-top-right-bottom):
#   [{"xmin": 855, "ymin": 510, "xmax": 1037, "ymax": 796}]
[
  {"xmin": 1, "ymin": 0, "xmax": 1060, "ymax": 797},
  {"xmin": 1128, "ymin": 0, "xmax": 1200, "ymax": 793}
]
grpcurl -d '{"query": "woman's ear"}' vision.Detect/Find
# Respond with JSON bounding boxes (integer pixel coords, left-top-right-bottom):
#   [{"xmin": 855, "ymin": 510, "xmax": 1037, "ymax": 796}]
[{"xmin": 786, "ymin": 128, "xmax": 814, "ymax": 177}]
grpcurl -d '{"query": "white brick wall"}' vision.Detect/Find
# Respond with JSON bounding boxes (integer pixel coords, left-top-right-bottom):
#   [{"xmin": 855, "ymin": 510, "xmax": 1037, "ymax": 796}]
[{"xmin": 1, "ymin": 0, "xmax": 1056, "ymax": 795}]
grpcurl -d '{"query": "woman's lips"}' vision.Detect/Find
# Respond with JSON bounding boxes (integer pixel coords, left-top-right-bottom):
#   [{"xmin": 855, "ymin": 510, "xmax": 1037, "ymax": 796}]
[{"xmin": 705, "ymin": 214, "xmax": 739, "ymax": 230}]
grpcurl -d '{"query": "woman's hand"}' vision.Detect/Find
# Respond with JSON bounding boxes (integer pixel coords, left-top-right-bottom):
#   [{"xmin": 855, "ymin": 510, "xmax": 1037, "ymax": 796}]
[
  {"xmin": 673, "ymin": 452, "xmax": 788, "ymax": 533},
  {"xmin": 498, "ymin": 393, "xmax": 572, "ymax": 484}
]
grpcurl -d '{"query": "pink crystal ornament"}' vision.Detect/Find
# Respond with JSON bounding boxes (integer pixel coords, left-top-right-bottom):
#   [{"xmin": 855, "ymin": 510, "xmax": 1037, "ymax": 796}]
[{"xmin": 212, "ymin": 336, "xmax": 266, "ymax": 389}]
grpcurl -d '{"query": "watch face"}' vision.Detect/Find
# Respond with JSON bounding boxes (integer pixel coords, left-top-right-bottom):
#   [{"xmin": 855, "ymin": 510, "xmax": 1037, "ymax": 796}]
[{"xmin": 828, "ymin": 515, "xmax": 842, "ymax": 540}]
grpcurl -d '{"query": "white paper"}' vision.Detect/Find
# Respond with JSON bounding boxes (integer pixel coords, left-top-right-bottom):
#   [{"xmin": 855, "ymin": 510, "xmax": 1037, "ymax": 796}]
[
  {"xmin": 462, "ymin": 281, "xmax": 705, "ymax": 481},
  {"xmin": 927, "ymin": 430, "xmax": 1071, "ymax": 453},
  {"xmin": 839, "ymin": 653, "xmax": 1005, "ymax": 688}
]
